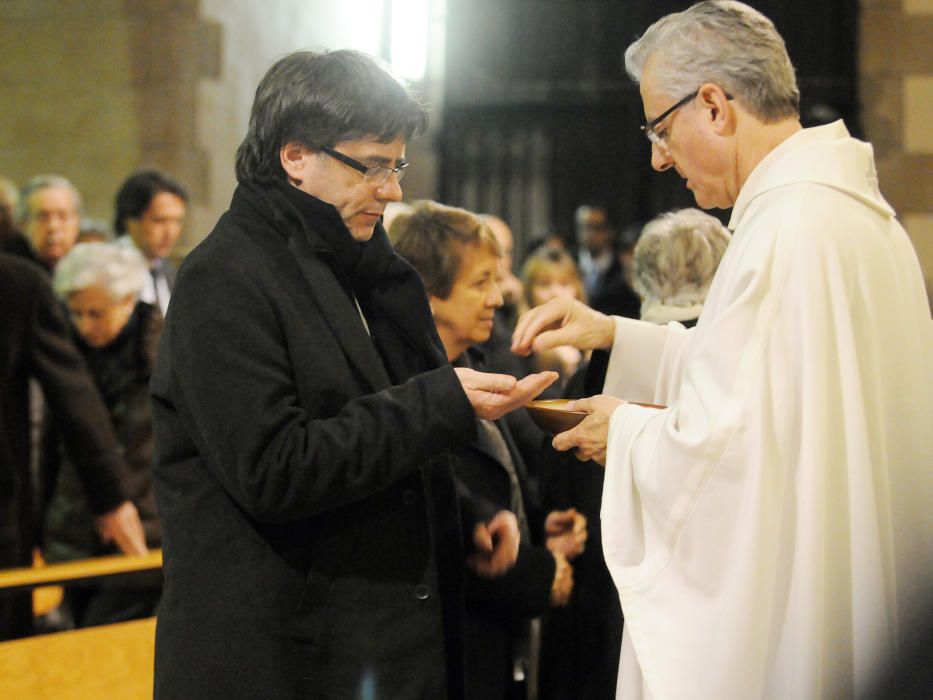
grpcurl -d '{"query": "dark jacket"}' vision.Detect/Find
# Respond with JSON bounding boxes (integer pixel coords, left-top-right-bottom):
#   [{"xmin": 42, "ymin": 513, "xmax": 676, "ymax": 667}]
[
  {"xmin": 0, "ymin": 253, "xmax": 129, "ymax": 640},
  {"xmin": 43, "ymin": 302, "xmax": 163, "ymax": 561},
  {"xmin": 453, "ymin": 352, "xmax": 556, "ymax": 700},
  {"xmin": 151, "ymin": 181, "xmax": 480, "ymax": 700},
  {"xmin": 537, "ymin": 359, "xmax": 623, "ymax": 700},
  {"xmin": 588, "ymin": 255, "xmax": 640, "ymax": 320}
]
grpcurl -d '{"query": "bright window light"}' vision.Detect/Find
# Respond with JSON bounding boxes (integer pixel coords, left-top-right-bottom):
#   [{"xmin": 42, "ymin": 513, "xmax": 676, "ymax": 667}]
[{"xmin": 390, "ymin": 0, "xmax": 430, "ymax": 81}]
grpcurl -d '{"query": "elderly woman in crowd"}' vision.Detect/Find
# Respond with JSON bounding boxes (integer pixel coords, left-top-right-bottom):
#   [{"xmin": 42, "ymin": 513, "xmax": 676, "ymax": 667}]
[
  {"xmin": 391, "ymin": 200, "xmax": 585, "ymax": 700},
  {"xmin": 44, "ymin": 241, "xmax": 163, "ymax": 627},
  {"xmin": 632, "ymin": 208, "xmax": 731, "ymax": 327}
]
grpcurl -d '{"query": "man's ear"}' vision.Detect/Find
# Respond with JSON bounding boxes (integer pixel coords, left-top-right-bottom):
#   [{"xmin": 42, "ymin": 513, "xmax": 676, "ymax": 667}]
[
  {"xmin": 280, "ymin": 142, "xmax": 310, "ymax": 185},
  {"xmin": 697, "ymin": 83, "xmax": 734, "ymax": 136}
]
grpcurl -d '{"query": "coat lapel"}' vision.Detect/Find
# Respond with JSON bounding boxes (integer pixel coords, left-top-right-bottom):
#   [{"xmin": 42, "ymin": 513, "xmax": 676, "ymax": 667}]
[{"xmin": 286, "ymin": 232, "xmax": 392, "ymax": 393}]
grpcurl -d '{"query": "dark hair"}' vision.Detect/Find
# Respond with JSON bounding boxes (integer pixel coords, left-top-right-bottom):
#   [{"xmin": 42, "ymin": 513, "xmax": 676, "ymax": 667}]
[
  {"xmin": 390, "ymin": 200, "xmax": 499, "ymax": 299},
  {"xmin": 114, "ymin": 170, "xmax": 188, "ymax": 235},
  {"xmin": 235, "ymin": 50, "xmax": 429, "ymax": 184}
]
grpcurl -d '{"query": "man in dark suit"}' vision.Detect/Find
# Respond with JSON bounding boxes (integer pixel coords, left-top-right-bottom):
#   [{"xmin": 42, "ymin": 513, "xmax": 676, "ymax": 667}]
[
  {"xmin": 0, "ymin": 253, "xmax": 147, "ymax": 641},
  {"xmin": 574, "ymin": 205, "xmax": 641, "ymax": 319},
  {"xmin": 6, "ymin": 175, "xmax": 82, "ymax": 272},
  {"xmin": 114, "ymin": 170, "xmax": 188, "ymax": 317},
  {"xmin": 150, "ymin": 50, "xmax": 556, "ymax": 700}
]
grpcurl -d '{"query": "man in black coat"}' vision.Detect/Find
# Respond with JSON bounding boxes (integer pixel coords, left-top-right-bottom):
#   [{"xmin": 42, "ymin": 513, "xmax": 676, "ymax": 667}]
[
  {"xmin": 574, "ymin": 205, "xmax": 641, "ymax": 320},
  {"xmin": 0, "ymin": 253, "xmax": 147, "ymax": 640},
  {"xmin": 113, "ymin": 169, "xmax": 188, "ymax": 316},
  {"xmin": 150, "ymin": 50, "xmax": 556, "ymax": 700}
]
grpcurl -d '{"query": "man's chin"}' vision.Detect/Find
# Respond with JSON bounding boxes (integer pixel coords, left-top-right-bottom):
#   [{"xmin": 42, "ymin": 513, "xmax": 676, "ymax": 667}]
[
  {"xmin": 690, "ymin": 190, "xmax": 727, "ymax": 211},
  {"xmin": 349, "ymin": 227, "xmax": 376, "ymax": 242},
  {"xmin": 687, "ymin": 186, "xmax": 735, "ymax": 209}
]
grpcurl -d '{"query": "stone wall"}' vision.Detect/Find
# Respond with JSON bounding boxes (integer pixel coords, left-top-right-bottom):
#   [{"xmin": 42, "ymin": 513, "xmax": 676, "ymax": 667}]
[
  {"xmin": 861, "ymin": 0, "xmax": 933, "ymax": 302},
  {"xmin": 0, "ymin": 1, "xmax": 929, "ymax": 298},
  {"xmin": 0, "ymin": 0, "xmax": 208, "ymax": 238},
  {"xmin": 0, "ymin": 1, "xmax": 441, "ymax": 252}
]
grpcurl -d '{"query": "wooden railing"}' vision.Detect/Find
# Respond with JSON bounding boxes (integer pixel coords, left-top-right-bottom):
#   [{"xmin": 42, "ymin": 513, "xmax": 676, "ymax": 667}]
[
  {"xmin": 0, "ymin": 550, "xmax": 162, "ymax": 593},
  {"xmin": 0, "ymin": 551, "xmax": 162, "ymax": 700}
]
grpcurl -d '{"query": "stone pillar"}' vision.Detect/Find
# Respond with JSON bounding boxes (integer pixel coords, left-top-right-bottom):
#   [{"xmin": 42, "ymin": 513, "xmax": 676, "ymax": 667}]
[
  {"xmin": 860, "ymin": 0, "xmax": 933, "ymax": 303},
  {"xmin": 0, "ymin": 1, "xmax": 213, "ymax": 251}
]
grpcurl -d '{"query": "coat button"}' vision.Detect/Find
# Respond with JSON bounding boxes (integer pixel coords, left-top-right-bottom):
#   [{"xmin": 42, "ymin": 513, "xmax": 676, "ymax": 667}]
[
  {"xmin": 414, "ymin": 584, "xmax": 430, "ymax": 600},
  {"xmin": 402, "ymin": 489, "xmax": 418, "ymax": 505}
]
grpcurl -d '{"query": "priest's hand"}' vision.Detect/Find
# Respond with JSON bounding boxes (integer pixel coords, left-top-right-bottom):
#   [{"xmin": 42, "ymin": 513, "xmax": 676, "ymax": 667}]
[
  {"xmin": 455, "ymin": 367, "xmax": 558, "ymax": 421},
  {"xmin": 468, "ymin": 510, "xmax": 520, "ymax": 578},
  {"xmin": 545, "ymin": 508, "xmax": 588, "ymax": 560},
  {"xmin": 511, "ymin": 297, "xmax": 615, "ymax": 357},
  {"xmin": 96, "ymin": 500, "xmax": 148, "ymax": 556},
  {"xmin": 551, "ymin": 395, "xmax": 625, "ymax": 466}
]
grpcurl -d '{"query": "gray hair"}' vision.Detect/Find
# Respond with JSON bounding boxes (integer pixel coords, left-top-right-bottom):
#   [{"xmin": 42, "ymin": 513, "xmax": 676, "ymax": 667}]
[
  {"xmin": 16, "ymin": 174, "xmax": 83, "ymax": 223},
  {"xmin": 0, "ymin": 177, "xmax": 18, "ymax": 237},
  {"xmin": 78, "ymin": 217, "xmax": 116, "ymax": 242},
  {"xmin": 633, "ymin": 208, "xmax": 731, "ymax": 307},
  {"xmin": 53, "ymin": 242, "xmax": 149, "ymax": 302},
  {"xmin": 0, "ymin": 177, "xmax": 18, "ymax": 212},
  {"xmin": 624, "ymin": 1, "xmax": 799, "ymax": 122}
]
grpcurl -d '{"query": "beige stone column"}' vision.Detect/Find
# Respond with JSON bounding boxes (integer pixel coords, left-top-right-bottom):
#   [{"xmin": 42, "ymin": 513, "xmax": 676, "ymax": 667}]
[{"xmin": 861, "ymin": 0, "xmax": 933, "ymax": 304}]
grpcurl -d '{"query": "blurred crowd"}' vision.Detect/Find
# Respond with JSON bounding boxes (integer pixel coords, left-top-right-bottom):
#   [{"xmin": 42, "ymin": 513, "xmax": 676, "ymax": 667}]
[
  {"xmin": 0, "ymin": 170, "xmax": 186, "ymax": 635},
  {"xmin": 0, "ymin": 165, "xmax": 730, "ymax": 699}
]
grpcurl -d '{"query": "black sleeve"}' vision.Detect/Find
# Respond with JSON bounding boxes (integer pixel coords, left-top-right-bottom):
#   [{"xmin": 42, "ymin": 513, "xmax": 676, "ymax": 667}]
[
  {"xmin": 27, "ymin": 272, "xmax": 129, "ymax": 515},
  {"xmin": 455, "ymin": 476, "xmax": 499, "ymax": 545},
  {"xmin": 465, "ymin": 542, "xmax": 556, "ymax": 618},
  {"xmin": 161, "ymin": 261, "xmax": 477, "ymax": 524}
]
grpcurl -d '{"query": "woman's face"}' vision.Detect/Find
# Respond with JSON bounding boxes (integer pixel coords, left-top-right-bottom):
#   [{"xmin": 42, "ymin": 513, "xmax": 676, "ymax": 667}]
[
  {"xmin": 530, "ymin": 269, "xmax": 579, "ymax": 307},
  {"xmin": 67, "ymin": 285, "xmax": 135, "ymax": 348},
  {"xmin": 431, "ymin": 243, "xmax": 503, "ymax": 360}
]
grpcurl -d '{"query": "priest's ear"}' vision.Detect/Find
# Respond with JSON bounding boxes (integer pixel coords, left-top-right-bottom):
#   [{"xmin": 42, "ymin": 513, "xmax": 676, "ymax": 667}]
[{"xmin": 697, "ymin": 83, "xmax": 735, "ymax": 136}]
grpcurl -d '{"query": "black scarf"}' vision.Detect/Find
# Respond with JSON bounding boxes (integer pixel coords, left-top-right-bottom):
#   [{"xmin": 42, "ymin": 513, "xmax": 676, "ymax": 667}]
[{"xmin": 242, "ymin": 179, "xmax": 447, "ymax": 384}]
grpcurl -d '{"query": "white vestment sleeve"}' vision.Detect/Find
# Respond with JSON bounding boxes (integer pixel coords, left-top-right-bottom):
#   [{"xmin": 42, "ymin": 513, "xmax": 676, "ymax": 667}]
[
  {"xmin": 603, "ymin": 316, "xmax": 693, "ymax": 406},
  {"xmin": 599, "ymin": 179, "xmax": 933, "ymax": 699}
]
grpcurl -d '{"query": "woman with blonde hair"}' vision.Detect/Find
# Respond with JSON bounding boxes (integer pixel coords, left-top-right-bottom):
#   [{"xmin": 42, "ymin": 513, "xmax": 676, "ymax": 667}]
[{"xmin": 520, "ymin": 246, "xmax": 587, "ymax": 390}]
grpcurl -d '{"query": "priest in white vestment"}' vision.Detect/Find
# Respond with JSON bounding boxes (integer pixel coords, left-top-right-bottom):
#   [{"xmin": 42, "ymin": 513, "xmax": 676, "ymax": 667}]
[{"xmin": 512, "ymin": 3, "xmax": 933, "ymax": 698}]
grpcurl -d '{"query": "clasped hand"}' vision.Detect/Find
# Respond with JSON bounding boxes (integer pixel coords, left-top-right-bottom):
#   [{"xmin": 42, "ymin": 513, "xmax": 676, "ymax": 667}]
[
  {"xmin": 545, "ymin": 508, "xmax": 588, "ymax": 559},
  {"xmin": 468, "ymin": 510, "xmax": 520, "ymax": 578}
]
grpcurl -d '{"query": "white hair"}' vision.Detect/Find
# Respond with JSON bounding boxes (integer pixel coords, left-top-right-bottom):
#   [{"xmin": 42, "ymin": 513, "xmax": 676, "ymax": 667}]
[
  {"xmin": 0, "ymin": 177, "xmax": 18, "ymax": 212},
  {"xmin": 624, "ymin": 1, "xmax": 799, "ymax": 122},
  {"xmin": 53, "ymin": 242, "xmax": 149, "ymax": 302},
  {"xmin": 633, "ymin": 208, "xmax": 731, "ymax": 308},
  {"xmin": 16, "ymin": 174, "xmax": 83, "ymax": 223}
]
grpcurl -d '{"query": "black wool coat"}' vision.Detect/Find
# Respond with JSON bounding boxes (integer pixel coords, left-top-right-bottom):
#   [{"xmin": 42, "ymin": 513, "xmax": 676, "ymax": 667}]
[
  {"xmin": 0, "ymin": 253, "xmax": 129, "ymax": 640},
  {"xmin": 44, "ymin": 302, "xmax": 164, "ymax": 562},
  {"xmin": 452, "ymin": 352, "xmax": 556, "ymax": 700},
  {"xmin": 151, "ymin": 182, "xmax": 480, "ymax": 700}
]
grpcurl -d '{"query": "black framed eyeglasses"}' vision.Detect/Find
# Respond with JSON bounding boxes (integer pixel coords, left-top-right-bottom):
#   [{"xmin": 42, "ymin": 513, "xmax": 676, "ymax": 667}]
[
  {"xmin": 319, "ymin": 145, "xmax": 409, "ymax": 185},
  {"xmin": 641, "ymin": 89, "xmax": 733, "ymax": 149}
]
